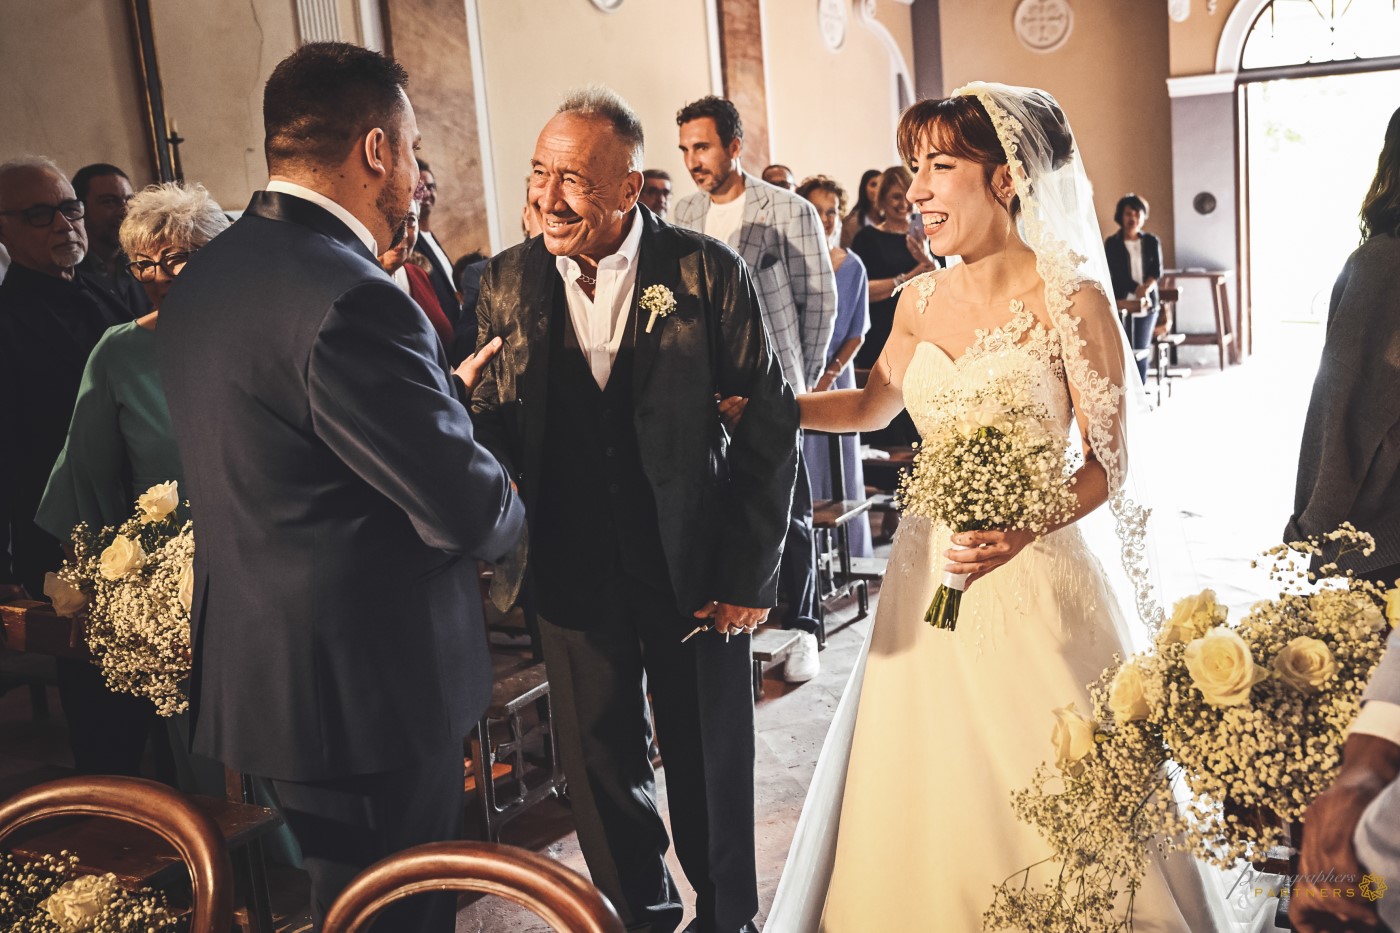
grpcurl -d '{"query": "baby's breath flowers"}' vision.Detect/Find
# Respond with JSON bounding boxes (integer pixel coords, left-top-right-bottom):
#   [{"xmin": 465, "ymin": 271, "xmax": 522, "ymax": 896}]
[
  {"xmin": 0, "ymin": 851, "xmax": 177, "ymax": 931},
  {"xmin": 897, "ymin": 371, "xmax": 1079, "ymax": 629},
  {"xmin": 56, "ymin": 482, "xmax": 193, "ymax": 717},
  {"xmin": 986, "ymin": 526, "xmax": 1392, "ymax": 932}
]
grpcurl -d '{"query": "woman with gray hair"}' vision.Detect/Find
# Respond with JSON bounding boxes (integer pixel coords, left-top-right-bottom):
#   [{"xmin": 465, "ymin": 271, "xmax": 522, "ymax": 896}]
[{"xmin": 37, "ymin": 182, "xmax": 228, "ymax": 539}]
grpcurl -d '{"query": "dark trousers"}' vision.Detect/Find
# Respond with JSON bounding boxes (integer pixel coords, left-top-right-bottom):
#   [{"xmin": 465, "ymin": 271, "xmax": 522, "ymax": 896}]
[
  {"xmin": 267, "ymin": 742, "xmax": 462, "ymax": 932},
  {"xmin": 55, "ymin": 657, "xmax": 158, "ymax": 776},
  {"xmin": 779, "ymin": 448, "xmax": 818, "ymax": 634},
  {"xmin": 1125, "ymin": 306, "xmax": 1160, "ymax": 383},
  {"xmin": 537, "ymin": 577, "xmax": 757, "ymax": 933}
]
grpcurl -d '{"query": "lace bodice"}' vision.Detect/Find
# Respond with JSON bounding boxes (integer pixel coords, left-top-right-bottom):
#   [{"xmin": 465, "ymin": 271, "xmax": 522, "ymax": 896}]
[{"xmin": 901, "ymin": 276, "xmax": 1071, "ymax": 447}]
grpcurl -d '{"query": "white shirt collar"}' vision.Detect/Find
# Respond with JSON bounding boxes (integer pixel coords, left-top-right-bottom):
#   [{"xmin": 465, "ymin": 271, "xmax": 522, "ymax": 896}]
[{"xmin": 265, "ymin": 180, "xmax": 379, "ymax": 256}]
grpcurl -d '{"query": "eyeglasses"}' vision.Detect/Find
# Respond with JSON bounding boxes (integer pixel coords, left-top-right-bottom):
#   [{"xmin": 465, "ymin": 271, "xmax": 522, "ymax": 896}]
[
  {"xmin": 127, "ymin": 250, "xmax": 196, "ymax": 281},
  {"xmin": 0, "ymin": 199, "xmax": 85, "ymax": 227}
]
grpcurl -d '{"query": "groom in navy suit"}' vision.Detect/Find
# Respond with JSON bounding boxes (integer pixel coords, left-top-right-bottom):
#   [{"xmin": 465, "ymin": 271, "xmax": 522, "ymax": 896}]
[{"xmin": 158, "ymin": 44, "xmax": 523, "ymax": 931}]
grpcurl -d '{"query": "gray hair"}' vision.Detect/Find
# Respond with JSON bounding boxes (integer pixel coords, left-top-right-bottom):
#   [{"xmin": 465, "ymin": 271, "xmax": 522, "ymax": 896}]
[
  {"xmin": 556, "ymin": 86, "xmax": 645, "ymax": 171},
  {"xmin": 0, "ymin": 156, "xmax": 69, "ymax": 209},
  {"xmin": 120, "ymin": 182, "xmax": 230, "ymax": 258}
]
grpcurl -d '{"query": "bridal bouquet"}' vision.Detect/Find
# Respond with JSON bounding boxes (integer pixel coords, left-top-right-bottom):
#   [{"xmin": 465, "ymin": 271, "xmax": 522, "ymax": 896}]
[
  {"xmin": 0, "ymin": 851, "xmax": 178, "ymax": 931},
  {"xmin": 53, "ymin": 482, "xmax": 194, "ymax": 717},
  {"xmin": 986, "ymin": 526, "xmax": 1394, "ymax": 932},
  {"xmin": 897, "ymin": 371, "xmax": 1079, "ymax": 630}
]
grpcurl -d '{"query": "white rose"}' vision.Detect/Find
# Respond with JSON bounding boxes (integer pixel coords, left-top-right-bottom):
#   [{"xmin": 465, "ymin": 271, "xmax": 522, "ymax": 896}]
[
  {"xmin": 178, "ymin": 559, "xmax": 194, "ymax": 614},
  {"xmin": 1184, "ymin": 627, "xmax": 1267, "ymax": 707},
  {"xmin": 1162, "ymin": 590, "xmax": 1226, "ymax": 645},
  {"xmin": 43, "ymin": 873, "xmax": 118, "ymax": 931},
  {"xmin": 1386, "ymin": 586, "xmax": 1400, "ymax": 626},
  {"xmin": 42, "ymin": 572, "xmax": 88, "ymax": 617},
  {"xmin": 1050, "ymin": 703, "xmax": 1098, "ymax": 773},
  {"xmin": 1273, "ymin": 636, "xmax": 1338, "ymax": 693},
  {"xmin": 137, "ymin": 480, "xmax": 180, "ymax": 523},
  {"xmin": 98, "ymin": 535, "xmax": 147, "ymax": 580},
  {"xmin": 1108, "ymin": 661, "xmax": 1151, "ymax": 723}
]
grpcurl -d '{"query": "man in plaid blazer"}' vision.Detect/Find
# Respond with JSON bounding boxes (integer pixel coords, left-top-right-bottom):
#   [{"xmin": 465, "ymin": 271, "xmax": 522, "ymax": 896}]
[{"xmin": 673, "ymin": 96, "xmax": 836, "ymax": 681}]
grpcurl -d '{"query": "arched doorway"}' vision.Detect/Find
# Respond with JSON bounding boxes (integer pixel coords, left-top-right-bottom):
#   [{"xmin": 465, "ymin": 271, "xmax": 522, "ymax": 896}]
[{"xmin": 1232, "ymin": 0, "xmax": 1400, "ymax": 357}]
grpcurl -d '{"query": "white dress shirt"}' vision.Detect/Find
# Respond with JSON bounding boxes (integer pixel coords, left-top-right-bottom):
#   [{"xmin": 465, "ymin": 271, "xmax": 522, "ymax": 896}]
[
  {"xmin": 419, "ymin": 229, "xmax": 453, "ymax": 280},
  {"xmin": 1350, "ymin": 700, "xmax": 1400, "ymax": 745},
  {"xmin": 265, "ymin": 180, "xmax": 378, "ymax": 256},
  {"xmin": 554, "ymin": 209, "xmax": 644, "ymax": 390},
  {"xmin": 1125, "ymin": 237, "xmax": 1144, "ymax": 287}
]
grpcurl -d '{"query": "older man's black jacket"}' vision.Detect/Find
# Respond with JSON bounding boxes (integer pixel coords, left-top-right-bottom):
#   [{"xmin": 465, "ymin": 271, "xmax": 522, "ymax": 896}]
[{"xmin": 470, "ymin": 206, "xmax": 798, "ymax": 616}]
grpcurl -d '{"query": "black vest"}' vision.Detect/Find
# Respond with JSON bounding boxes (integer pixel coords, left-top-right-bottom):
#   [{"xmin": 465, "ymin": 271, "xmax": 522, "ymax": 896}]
[{"xmin": 531, "ymin": 279, "xmax": 671, "ymax": 626}]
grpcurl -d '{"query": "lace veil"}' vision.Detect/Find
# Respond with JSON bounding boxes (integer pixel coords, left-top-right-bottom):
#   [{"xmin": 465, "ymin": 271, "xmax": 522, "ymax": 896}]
[{"xmin": 951, "ymin": 82, "xmax": 1165, "ymax": 633}]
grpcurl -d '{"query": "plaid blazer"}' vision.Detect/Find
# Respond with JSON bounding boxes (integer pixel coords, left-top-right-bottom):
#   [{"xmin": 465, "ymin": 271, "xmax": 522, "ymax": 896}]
[{"xmin": 673, "ymin": 171, "xmax": 837, "ymax": 392}]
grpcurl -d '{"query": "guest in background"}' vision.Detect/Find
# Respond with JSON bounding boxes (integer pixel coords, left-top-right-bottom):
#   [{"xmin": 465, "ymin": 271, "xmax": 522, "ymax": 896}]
[
  {"xmin": 379, "ymin": 199, "xmax": 453, "ymax": 348},
  {"xmin": 0, "ymin": 156, "xmax": 134, "ymax": 774},
  {"xmin": 1289, "ymin": 110, "xmax": 1400, "ymax": 933},
  {"xmin": 673, "ymin": 94, "xmax": 837, "ymax": 682},
  {"xmin": 796, "ymin": 174, "xmax": 872, "ymax": 562},
  {"xmin": 72, "ymin": 163, "xmax": 150, "ymax": 318},
  {"xmin": 1104, "ymin": 192, "xmax": 1163, "ymax": 382},
  {"xmin": 762, "ymin": 163, "xmax": 796, "ymax": 190},
  {"xmin": 412, "ymin": 158, "xmax": 462, "ymax": 324},
  {"xmin": 839, "ymin": 167, "xmax": 882, "ymax": 248},
  {"xmin": 639, "ymin": 168, "xmax": 672, "ymax": 219}
]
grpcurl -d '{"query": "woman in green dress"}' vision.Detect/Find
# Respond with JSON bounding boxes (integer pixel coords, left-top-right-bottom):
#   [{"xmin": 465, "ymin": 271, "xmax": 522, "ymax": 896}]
[{"xmin": 36, "ymin": 183, "xmax": 301, "ymax": 863}]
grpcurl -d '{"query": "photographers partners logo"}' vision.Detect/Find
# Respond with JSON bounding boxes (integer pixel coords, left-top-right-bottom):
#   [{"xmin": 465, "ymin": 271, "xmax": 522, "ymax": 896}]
[
  {"xmin": 1240, "ymin": 866, "xmax": 1387, "ymax": 902},
  {"xmin": 1360, "ymin": 874, "xmax": 1389, "ymax": 902}
]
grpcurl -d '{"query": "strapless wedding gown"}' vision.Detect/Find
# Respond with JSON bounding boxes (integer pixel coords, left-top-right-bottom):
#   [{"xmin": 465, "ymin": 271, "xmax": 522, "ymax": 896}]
[{"xmin": 766, "ymin": 305, "xmax": 1231, "ymax": 932}]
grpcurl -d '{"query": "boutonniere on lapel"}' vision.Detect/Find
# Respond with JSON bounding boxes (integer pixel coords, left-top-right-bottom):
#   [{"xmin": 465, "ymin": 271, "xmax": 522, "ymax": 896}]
[{"xmin": 641, "ymin": 284, "xmax": 677, "ymax": 334}]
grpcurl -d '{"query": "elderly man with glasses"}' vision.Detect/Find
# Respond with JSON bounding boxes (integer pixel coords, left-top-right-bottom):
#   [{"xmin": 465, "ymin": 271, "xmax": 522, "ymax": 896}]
[{"xmin": 0, "ymin": 155, "xmax": 135, "ymax": 775}]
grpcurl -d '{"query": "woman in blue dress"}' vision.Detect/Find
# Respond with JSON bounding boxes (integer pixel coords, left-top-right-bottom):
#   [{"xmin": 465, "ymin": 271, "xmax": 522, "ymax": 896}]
[{"xmin": 796, "ymin": 175, "xmax": 872, "ymax": 557}]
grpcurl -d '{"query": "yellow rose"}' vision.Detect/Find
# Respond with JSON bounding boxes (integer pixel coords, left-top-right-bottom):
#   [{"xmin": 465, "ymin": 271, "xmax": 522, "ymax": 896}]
[
  {"xmin": 1273, "ymin": 636, "xmax": 1338, "ymax": 693},
  {"xmin": 98, "ymin": 535, "xmax": 147, "ymax": 580},
  {"xmin": 1184, "ymin": 627, "xmax": 1267, "ymax": 707},
  {"xmin": 1050, "ymin": 703, "xmax": 1098, "ymax": 773},
  {"xmin": 178, "ymin": 559, "xmax": 194, "ymax": 614},
  {"xmin": 1384, "ymin": 586, "xmax": 1400, "ymax": 625},
  {"xmin": 1108, "ymin": 661, "xmax": 1151, "ymax": 723},
  {"xmin": 43, "ymin": 873, "xmax": 118, "ymax": 931},
  {"xmin": 137, "ymin": 480, "xmax": 180, "ymax": 524},
  {"xmin": 42, "ymin": 572, "xmax": 88, "ymax": 617},
  {"xmin": 1162, "ymin": 590, "xmax": 1227, "ymax": 645}
]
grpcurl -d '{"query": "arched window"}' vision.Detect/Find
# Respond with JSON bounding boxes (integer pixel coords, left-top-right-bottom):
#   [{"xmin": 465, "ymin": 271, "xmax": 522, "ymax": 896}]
[{"xmin": 1241, "ymin": 0, "xmax": 1400, "ymax": 70}]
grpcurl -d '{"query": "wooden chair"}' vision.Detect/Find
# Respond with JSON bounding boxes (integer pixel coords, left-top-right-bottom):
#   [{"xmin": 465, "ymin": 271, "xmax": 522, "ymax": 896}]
[
  {"xmin": 1161, "ymin": 271, "xmax": 1234, "ymax": 370},
  {"xmin": 468, "ymin": 661, "xmax": 564, "ymax": 842},
  {"xmin": 0, "ymin": 776, "xmax": 234, "ymax": 932},
  {"xmin": 321, "ymin": 840, "xmax": 625, "ymax": 933}
]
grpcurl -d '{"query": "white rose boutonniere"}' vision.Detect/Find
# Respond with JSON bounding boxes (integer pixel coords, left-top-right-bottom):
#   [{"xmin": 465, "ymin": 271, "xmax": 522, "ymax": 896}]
[
  {"xmin": 1273, "ymin": 636, "xmax": 1339, "ymax": 693},
  {"xmin": 43, "ymin": 572, "xmax": 89, "ymax": 617},
  {"xmin": 1108, "ymin": 661, "xmax": 1152, "ymax": 723},
  {"xmin": 43, "ymin": 872, "xmax": 119, "ymax": 931},
  {"xmin": 99, "ymin": 535, "xmax": 147, "ymax": 581},
  {"xmin": 641, "ymin": 284, "xmax": 677, "ymax": 334},
  {"xmin": 1050, "ymin": 702, "xmax": 1098, "ymax": 773},
  {"xmin": 1184, "ymin": 627, "xmax": 1267, "ymax": 707},
  {"xmin": 137, "ymin": 480, "xmax": 180, "ymax": 524}
]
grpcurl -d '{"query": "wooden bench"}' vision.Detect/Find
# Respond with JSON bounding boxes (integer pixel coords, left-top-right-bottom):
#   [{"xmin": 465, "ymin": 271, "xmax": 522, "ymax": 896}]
[
  {"xmin": 468, "ymin": 661, "xmax": 564, "ymax": 843},
  {"xmin": 813, "ymin": 498, "xmax": 876, "ymax": 644},
  {"xmin": 7, "ymin": 792, "xmax": 281, "ymax": 932},
  {"xmin": 749, "ymin": 627, "xmax": 802, "ymax": 699}
]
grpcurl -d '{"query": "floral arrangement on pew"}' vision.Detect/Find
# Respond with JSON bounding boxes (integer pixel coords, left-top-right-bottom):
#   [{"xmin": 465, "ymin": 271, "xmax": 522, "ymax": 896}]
[
  {"xmin": 0, "ymin": 850, "xmax": 179, "ymax": 931},
  {"xmin": 985, "ymin": 525, "xmax": 1396, "ymax": 931},
  {"xmin": 47, "ymin": 482, "xmax": 194, "ymax": 717},
  {"xmin": 896, "ymin": 368, "xmax": 1080, "ymax": 630}
]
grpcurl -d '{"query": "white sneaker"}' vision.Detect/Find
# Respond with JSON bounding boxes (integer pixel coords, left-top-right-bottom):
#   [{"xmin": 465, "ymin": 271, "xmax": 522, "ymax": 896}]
[{"xmin": 784, "ymin": 631, "xmax": 820, "ymax": 683}]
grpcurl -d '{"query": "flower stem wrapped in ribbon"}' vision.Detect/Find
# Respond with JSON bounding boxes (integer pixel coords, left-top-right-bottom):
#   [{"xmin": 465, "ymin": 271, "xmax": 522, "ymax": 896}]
[{"xmin": 897, "ymin": 370, "xmax": 1079, "ymax": 630}]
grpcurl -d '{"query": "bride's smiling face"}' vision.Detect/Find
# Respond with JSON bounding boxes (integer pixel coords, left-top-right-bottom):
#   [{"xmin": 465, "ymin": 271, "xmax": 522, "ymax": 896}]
[{"xmin": 906, "ymin": 130, "xmax": 1016, "ymax": 261}]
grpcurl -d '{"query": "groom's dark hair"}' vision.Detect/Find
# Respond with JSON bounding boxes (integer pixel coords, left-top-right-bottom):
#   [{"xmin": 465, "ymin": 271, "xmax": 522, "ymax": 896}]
[{"xmin": 263, "ymin": 42, "xmax": 410, "ymax": 171}]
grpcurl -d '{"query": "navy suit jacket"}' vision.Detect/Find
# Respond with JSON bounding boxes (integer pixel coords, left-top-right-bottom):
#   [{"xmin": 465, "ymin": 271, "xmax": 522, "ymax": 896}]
[{"xmin": 158, "ymin": 191, "xmax": 524, "ymax": 780}]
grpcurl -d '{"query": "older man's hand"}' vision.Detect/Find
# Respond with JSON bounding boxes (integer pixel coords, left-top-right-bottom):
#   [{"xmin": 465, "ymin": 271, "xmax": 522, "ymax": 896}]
[
  {"xmin": 1293, "ymin": 734, "xmax": 1400, "ymax": 933},
  {"xmin": 693, "ymin": 600, "xmax": 768, "ymax": 636}
]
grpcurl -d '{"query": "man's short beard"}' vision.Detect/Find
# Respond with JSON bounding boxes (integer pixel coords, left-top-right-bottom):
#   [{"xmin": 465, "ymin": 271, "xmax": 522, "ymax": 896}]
[{"xmin": 375, "ymin": 159, "xmax": 412, "ymax": 249}]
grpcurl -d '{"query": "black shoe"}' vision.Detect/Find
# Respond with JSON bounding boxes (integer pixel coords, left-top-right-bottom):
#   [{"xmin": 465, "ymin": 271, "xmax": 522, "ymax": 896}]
[{"xmin": 680, "ymin": 923, "xmax": 758, "ymax": 933}]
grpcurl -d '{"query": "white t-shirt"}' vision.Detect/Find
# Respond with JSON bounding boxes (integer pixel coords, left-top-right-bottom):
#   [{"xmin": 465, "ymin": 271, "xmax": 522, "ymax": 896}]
[
  {"xmin": 704, "ymin": 194, "xmax": 747, "ymax": 248},
  {"xmin": 1125, "ymin": 237, "xmax": 1144, "ymax": 287}
]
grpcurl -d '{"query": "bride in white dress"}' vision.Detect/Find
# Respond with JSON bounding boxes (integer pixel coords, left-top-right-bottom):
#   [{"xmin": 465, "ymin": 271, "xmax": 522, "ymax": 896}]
[{"xmin": 766, "ymin": 85, "xmax": 1233, "ymax": 931}]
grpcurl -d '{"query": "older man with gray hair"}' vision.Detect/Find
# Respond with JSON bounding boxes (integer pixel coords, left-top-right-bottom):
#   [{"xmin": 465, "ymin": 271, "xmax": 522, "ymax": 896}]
[
  {"xmin": 472, "ymin": 85, "xmax": 797, "ymax": 933},
  {"xmin": 0, "ymin": 156, "xmax": 136, "ymax": 774}
]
